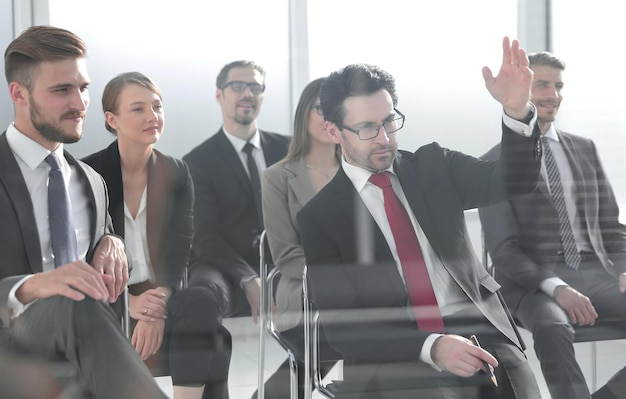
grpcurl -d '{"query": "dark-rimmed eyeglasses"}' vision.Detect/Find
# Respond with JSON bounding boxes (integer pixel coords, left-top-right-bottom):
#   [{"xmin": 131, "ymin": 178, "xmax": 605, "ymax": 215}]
[
  {"xmin": 221, "ymin": 80, "xmax": 266, "ymax": 95},
  {"xmin": 312, "ymin": 104, "xmax": 323, "ymax": 116},
  {"xmin": 336, "ymin": 109, "xmax": 405, "ymax": 140}
]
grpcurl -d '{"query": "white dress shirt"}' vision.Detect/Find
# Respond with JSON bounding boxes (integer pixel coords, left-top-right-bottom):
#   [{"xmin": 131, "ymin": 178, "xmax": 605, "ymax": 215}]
[
  {"xmin": 124, "ymin": 186, "xmax": 155, "ymax": 285},
  {"xmin": 6, "ymin": 123, "xmax": 91, "ymax": 318}
]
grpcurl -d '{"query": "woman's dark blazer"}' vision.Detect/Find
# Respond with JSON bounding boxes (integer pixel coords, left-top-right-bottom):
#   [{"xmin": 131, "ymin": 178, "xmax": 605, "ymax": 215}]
[{"xmin": 83, "ymin": 141, "xmax": 194, "ymax": 294}]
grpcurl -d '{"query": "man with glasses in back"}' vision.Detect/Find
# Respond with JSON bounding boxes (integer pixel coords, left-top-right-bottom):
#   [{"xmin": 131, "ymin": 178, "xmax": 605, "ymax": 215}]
[
  {"xmin": 297, "ymin": 38, "xmax": 543, "ymax": 398},
  {"xmin": 184, "ymin": 60, "xmax": 291, "ymax": 398}
]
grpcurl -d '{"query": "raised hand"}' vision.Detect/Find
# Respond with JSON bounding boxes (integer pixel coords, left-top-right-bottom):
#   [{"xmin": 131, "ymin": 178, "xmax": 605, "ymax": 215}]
[{"xmin": 482, "ymin": 36, "xmax": 534, "ymax": 120}]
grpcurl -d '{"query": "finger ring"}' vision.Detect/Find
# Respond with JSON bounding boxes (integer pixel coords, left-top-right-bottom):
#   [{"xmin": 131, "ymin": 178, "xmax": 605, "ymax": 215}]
[{"xmin": 142, "ymin": 309, "xmax": 148, "ymax": 315}]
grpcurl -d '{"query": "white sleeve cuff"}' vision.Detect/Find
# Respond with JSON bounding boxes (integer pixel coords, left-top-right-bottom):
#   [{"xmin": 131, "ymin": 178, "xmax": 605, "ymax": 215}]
[
  {"xmin": 502, "ymin": 103, "xmax": 537, "ymax": 137},
  {"xmin": 540, "ymin": 277, "xmax": 568, "ymax": 297},
  {"xmin": 8, "ymin": 275, "xmax": 37, "ymax": 320},
  {"xmin": 419, "ymin": 333, "xmax": 444, "ymax": 371}
]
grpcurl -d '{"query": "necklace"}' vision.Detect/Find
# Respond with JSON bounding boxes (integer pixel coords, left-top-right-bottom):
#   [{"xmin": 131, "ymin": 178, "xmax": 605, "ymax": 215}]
[{"xmin": 306, "ymin": 162, "xmax": 338, "ymax": 182}]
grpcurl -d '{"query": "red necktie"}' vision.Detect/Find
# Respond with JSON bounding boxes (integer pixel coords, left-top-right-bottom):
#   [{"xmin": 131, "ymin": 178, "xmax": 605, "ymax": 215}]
[{"xmin": 369, "ymin": 172, "xmax": 444, "ymax": 333}]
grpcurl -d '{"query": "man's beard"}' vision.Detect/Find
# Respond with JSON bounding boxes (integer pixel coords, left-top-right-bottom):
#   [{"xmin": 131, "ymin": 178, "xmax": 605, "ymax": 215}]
[
  {"xmin": 30, "ymin": 99, "xmax": 82, "ymax": 144},
  {"xmin": 234, "ymin": 113, "xmax": 255, "ymax": 126}
]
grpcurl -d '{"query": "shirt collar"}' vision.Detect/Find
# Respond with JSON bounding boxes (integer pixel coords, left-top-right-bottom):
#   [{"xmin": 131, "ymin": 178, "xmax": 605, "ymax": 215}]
[
  {"xmin": 341, "ymin": 156, "xmax": 396, "ymax": 192},
  {"xmin": 542, "ymin": 123, "xmax": 559, "ymax": 142},
  {"xmin": 6, "ymin": 123, "xmax": 65, "ymax": 170},
  {"xmin": 222, "ymin": 126, "xmax": 261, "ymax": 153}
]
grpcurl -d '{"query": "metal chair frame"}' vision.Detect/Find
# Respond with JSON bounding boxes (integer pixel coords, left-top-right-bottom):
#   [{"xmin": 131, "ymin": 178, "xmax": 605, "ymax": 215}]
[
  {"xmin": 258, "ymin": 230, "xmax": 299, "ymax": 399},
  {"xmin": 303, "ymin": 265, "xmax": 337, "ymax": 399}
]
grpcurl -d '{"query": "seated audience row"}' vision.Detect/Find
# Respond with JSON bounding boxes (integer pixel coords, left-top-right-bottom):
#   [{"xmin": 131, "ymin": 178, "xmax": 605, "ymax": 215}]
[{"xmin": 3, "ymin": 24, "xmax": 626, "ymax": 399}]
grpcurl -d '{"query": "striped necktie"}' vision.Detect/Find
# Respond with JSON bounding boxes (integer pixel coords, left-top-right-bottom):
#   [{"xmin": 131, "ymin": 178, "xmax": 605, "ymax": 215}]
[{"xmin": 541, "ymin": 136, "xmax": 581, "ymax": 269}]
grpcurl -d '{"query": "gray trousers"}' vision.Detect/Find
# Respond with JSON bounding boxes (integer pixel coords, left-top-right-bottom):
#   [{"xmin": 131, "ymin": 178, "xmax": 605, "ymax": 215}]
[{"xmin": 6, "ymin": 295, "xmax": 167, "ymax": 399}]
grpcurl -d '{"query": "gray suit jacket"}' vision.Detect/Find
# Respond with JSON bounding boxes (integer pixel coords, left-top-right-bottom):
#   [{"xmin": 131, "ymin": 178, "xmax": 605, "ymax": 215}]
[
  {"xmin": 0, "ymin": 131, "xmax": 114, "ymax": 328},
  {"xmin": 479, "ymin": 130, "xmax": 626, "ymax": 309},
  {"xmin": 262, "ymin": 157, "xmax": 317, "ymax": 330}
]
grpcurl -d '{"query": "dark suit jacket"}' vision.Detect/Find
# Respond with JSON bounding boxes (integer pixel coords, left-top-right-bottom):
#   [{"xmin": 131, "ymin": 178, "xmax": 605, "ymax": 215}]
[
  {"xmin": 83, "ymin": 141, "xmax": 193, "ymax": 294},
  {"xmin": 0, "ymin": 131, "xmax": 114, "ymax": 328},
  {"xmin": 479, "ymin": 130, "xmax": 626, "ymax": 309},
  {"xmin": 297, "ymin": 123, "xmax": 541, "ymax": 394},
  {"xmin": 183, "ymin": 128, "xmax": 290, "ymax": 283}
]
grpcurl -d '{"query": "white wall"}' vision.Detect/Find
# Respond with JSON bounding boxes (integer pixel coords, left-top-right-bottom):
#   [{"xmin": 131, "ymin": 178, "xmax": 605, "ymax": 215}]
[
  {"xmin": 552, "ymin": 0, "xmax": 626, "ymax": 207},
  {"xmin": 0, "ymin": 0, "xmax": 13, "ymax": 129},
  {"xmin": 307, "ymin": 0, "xmax": 518, "ymax": 159},
  {"xmin": 47, "ymin": 0, "xmax": 293, "ymax": 159}
]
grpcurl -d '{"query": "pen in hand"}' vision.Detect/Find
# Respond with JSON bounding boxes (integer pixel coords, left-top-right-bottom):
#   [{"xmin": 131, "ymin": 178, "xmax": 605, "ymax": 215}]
[{"xmin": 470, "ymin": 334, "xmax": 498, "ymax": 387}]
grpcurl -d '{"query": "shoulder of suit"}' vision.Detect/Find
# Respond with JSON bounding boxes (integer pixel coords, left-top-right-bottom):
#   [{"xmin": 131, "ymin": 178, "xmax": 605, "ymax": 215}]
[
  {"xmin": 480, "ymin": 142, "xmax": 502, "ymax": 161},
  {"xmin": 260, "ymin": 130, "xmax": 291, "ymax": 143},
  {"xmin": 183, "ymin": 132, "xmax": 221, "ymax": 162},
  {"xmin": 556, "ymin": 129, "xmax": 594, "ymax": 145}
]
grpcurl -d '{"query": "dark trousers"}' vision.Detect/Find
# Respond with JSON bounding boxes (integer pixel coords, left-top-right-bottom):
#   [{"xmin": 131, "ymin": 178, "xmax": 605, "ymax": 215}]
[
  {"xmin": 7, "ymin": 296, "xmax": 167, "ymax": 399},
  {"xmin": 133, "ymin": 285, "xmax": 232, "ymax": 399},
  {"xmin": 337, "ymin": 340, "xmax": 538, "ymax": 399},
  {"xmin": 514, "ymin": 256, "xmax": 626, "ymax": 399}
]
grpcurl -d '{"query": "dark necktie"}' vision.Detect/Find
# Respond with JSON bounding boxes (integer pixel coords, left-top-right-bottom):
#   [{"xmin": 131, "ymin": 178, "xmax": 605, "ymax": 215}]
[
  {"xmin": 369, "ymin": 172, "xmax": 444, "ymax": 333},
  {"xmin": 541, "ymin": 136, "xmax": 581, "ymax": 269},
  {"xmin": 243, "ymin": 142, "xmax": 263, "ymax": 226},
  {"xmin": 46, "ymin": 153, "xmax": 78, "ymax": 268}
]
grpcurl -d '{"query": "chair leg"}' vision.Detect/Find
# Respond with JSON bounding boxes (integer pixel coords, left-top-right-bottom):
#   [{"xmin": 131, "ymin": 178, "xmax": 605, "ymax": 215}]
[
  {"xmin": 287, "ymin": 351, "xmax": 299, "ymax": 399},
  {"xmin": 591, "ymin": 341, "xmax": 597, "ymax": 392}
]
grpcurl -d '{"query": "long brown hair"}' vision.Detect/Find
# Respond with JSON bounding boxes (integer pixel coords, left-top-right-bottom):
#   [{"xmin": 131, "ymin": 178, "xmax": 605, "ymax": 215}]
[{"xmin": 282, "ymin": 77, "xmax": 340, "ymax": 163}]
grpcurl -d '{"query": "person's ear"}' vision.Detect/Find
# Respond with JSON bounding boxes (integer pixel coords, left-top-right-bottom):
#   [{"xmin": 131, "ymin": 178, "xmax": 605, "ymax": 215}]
[
  {"xmin": 325, "ymin": 121, "xmax": 342, "ymax": 144},
  {"xmin": 9, "ymin": 82, "xmax": 27, "ymax": 105},
  {"xmin": 105, "ymin": 111, "xmax": 119, "ymax": 131}
]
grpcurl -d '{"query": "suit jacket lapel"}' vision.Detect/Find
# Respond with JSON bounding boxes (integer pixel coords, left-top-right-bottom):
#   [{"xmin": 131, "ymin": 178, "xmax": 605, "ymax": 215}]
[
  {"xmin": 64, "ymin": 150, "xmax": 104, "ymax": 257},
  {"xmin": 331, "ymin": 168, "xmax": 399, "ymax": 271},
  {"xmin": 0, "ymin": 133, "xmax": 43, "ymax": 271},
  {"xmin": 393, "ymin": 157, "xmax": 439, "ymax": 255},
  {"xmin": 96, "ymin": 142, "xmax": 125, "ymax": 236},
  {"xmin": 284, "ymin": 158, "xmax": 316, "ymax": 207},
  {"xmin": 557, "ymin": 131, "xmax": 587, "ymax": 208},
  {"xmin": 260, "ymin": 130, "xmax": 284, "ymax": 165},
  {"xmin": 146, "ymin": 151, "xmax": 170, "ymax": 271}
]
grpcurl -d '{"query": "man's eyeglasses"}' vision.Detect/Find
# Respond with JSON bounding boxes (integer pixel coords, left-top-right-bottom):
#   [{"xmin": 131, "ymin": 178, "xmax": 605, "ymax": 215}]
[
  {"xmin": 221, "ymin": 80, "xmax": 266, "ymax": 95},
  {"xmin": 312, "ymin": 104, "xmax": 323, "ymax": 116},
  {"xmin": 336, "ymin": 109, "xmax": 405, "ymax": 140}
]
